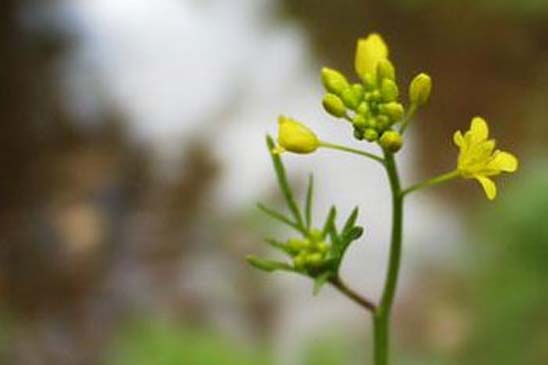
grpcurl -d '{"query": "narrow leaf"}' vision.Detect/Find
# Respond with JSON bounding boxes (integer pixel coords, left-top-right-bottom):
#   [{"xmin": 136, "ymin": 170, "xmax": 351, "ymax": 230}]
[
  {"xmin": 266, "ymin": 135, "xmax": 305, "ymax": 230},
  {"xmin": 265, "ymin": 238, "xmax": 293, "ymax": 256},
  {"xmin": 342, "ymin": 207, "xmax": 359, "ymax": 235},
  {"xmin": 305, "ymin": 174, "xmax": 314, "ymax": 230},
  {"xmin": 313, "ymin": 272, "xmax": 332, "ymax": 295},
  {"xmin": 246, "ymin": 256, "xmax": 293, "ymax": 272},
  {"xmin": 322, "ymin": 206, "xmax": 337, "ymax": 238},
  {"xmin": 257, "ymin": 203, "xmax": 303, "ymax": 233}
]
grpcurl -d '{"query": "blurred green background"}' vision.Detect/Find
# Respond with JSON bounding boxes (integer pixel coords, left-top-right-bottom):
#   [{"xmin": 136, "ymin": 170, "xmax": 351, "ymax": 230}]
[{"xmin": 1, "ymin": 0, "xmax": 546, "ymax": 364}]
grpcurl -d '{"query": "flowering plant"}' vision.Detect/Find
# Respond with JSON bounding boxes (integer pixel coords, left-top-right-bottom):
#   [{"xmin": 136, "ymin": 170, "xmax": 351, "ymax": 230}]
[{"xmin": 247, "ymin": 33, "xmax": 518, "ymax": 364}]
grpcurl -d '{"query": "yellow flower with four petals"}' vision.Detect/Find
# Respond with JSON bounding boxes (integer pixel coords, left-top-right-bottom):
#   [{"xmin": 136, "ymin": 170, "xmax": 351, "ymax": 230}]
[{"xmin": 453, "ymin": 117, "xmax": 518, "ymax": 200}]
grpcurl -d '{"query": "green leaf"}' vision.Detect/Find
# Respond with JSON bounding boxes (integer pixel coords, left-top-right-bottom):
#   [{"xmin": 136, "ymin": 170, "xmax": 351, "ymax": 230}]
[
  {"xmin": 266, "ymin": 135, "xmax": 305, "ymax": 231},
  {"xmin": 313, "ymin": 272, "xmax": 332, "ymax": 295},
  {"xmin": 246, "ymin": 256, "xmax": 293, "ymax": 273},
  {"xmin": 257, "ymin": 203, "xmax": 303, "ymax": 233},
  {"xmin": 265, "ymin": 238, "xmax": 293, "ymax": 256},
  {"xmin": 322, "ymin": 206, "xmax": 337, "ymax": 238},
  {"xmin": 342, "ymin": 207, "xmax": 359, "ymax": 235},
  {"xmin": 305, "ymin": 174, "xmax": 314, "ymax": 231}
]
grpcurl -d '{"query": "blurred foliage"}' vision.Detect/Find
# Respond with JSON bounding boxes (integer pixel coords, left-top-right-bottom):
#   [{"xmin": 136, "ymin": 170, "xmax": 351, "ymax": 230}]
[
  {"xmin": 457, "ymin": 160, "xmax": 548, "ymax": 364},
  {"xmin": 303, "ymin": 331, "xmax": 366, "ymax": 365},
  {"xmin": 107, "ymin": 319, "xmax": 271, "ymax": 365}
]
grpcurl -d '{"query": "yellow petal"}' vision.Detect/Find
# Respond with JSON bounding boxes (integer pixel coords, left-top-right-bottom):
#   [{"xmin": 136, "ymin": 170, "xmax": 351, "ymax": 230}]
[
  {"xmin": 469, "ymin": 117, "xmax": 489, "ymax": 143},
  {"xmin": 488, "ymin": 151, "xmax": 518, "ymax": 172},
  {"xmin": 355, "ymin": 33, "xmax": 388, "ymax": 79},
  {"xmin": 475, "ymin": 175, "xmax": 497, "ymax": 200}
]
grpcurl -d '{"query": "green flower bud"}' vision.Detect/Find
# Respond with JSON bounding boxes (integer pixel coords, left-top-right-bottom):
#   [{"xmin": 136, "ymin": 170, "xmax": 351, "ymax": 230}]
[
  {"xmin": 377, "ymin": 59, "xmax": 396, "ymax": 81},
  {"xmin": 305, "ymin": 253, "xmax": 324, "ymax": 267},
  {"xmin": 365, "ymin": 90, "xmax": 381, "ymax": 102},
  {"xmin": 363, "ymin": 128, "xmax": 379, "ymax": 142},
  {"xmin": 316, "ymin": 242, "xmax": 329, "ymax": 254},
  {"xmin": 357, "ymin": 102, "xmax": 370, "ymax": 116},
  {"xmin": 321, "ymin": 67, "xmax": 349, "ymax": 95},
  {"xmin": 380, "ymin": 102, "xmax": 404, "ymax": 121},
  {"xmin": 353, "ymin": 114, "xmax": 367, "ymax": 129},
  {"xmin": 322, "ymin": 93, "xmax": 346, "ymax": 118},
  {"xmin": 294, "ymin": 254, "xmax": 307, "ymax": 270},
  {"xmin": 377, "ymin": 115, "xmax": 391, "ymax": 130},
  {"xmin": 380, "ymin": 79, "xmax": 399, "ymax": 102},
  {"xmin": 341, "ymin": 87, "xmax": 361, "ymax": 109},
  {"xmin": 287, "ymin": 238, "xmax": 306, "ymax": 254},
  {"xmin": 353, "ymin": 128, "xmax": 364, "ymax": 140},
  {"xmin": 352, "ymin": 84, "xmax": 365, "ymax": 100},
  {"xmin": 409, "ymin": 73, "xmax": 432, "ymax": 106},
  {"xmin": 379, "ymin": 130, "xmax": 403, "ymax": 152},
  {"xmin": 362, "ymin": 73, "xmax": 377, "ymax": 90},
  {"xmin": 309, "ymin": 229, "xmax": 323, "ymax": 242}
]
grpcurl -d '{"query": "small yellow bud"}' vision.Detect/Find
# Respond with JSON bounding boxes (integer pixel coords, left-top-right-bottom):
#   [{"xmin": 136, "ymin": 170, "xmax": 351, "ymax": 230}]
[
  {"xmin": 316, "ymin": 242, "xmax": 329, "ymax": 254},
  {"xmin": 322, "ymin": 93, "xmax": 346, "ymax": 118},
  {"xmin": 363, "ymin": 128, "xmax": 379, "ymax": 142},
  {"xmin": 340, "ymin": 87, "xmax": 361, "ymax": 109},
  {"xmin": 321, "ymin": 67, "xmax": 349, "ymax": 95},
  {"xmin": 380, "ymin": 102, "xmax": 404, "ymax": 121},
  {"xmin": 380, "ymin": 78, "xmax": 399, "ymax": 102},
  {"xmin": 294, "ymin": 254, "xmax": 307, "ymax": 270},
  {"xmin": 377, "ymin": 115, "xmax": 391, "ymax": 130},
  {"xmin": 379, "ymin": 130, "xmax": 403, "ymax": 152},
  {"xmin": 409, "ymin": 73, "xmax": 432, "ymax": 106},
  {"xmin": 276, "ymin": 116, "xmax": 320, "ymax": 154},
  {"xmin": 377, "ymin": 59, "xmax": 396, "ymax": 81},
  {"xmin": 309, "ymin": 229, "xmax": 323, "ymax": 242},
  {"xmin": 355, "ymin": 33, "xmax": 389, "ymax": 80}
]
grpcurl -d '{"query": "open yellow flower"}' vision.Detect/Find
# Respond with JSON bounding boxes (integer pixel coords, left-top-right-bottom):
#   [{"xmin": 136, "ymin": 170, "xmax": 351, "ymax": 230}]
[
  {"xmin": 274, "ymin": 116, "xmax": 319, "ymax": 154},
  {"xmin": 355, "ymin": 33, "xmax": 388, "ymax": 80},
  {"xmin": 453, "ymin": 117, "xmax": 518, "ymax": 200}
]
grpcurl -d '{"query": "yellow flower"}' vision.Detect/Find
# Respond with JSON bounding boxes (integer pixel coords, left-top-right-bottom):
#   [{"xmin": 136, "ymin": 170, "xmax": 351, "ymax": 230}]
[
  {"xmin": 355, "ymin": 33, "xmax": 389, "ymax": 80},
  {"xmin": 453, "ymin": 117, "xmax": 518, "ymax": 200},
  {"xmin": 274, "ymin": 116, "xmax": 319, "ymax": 154}
]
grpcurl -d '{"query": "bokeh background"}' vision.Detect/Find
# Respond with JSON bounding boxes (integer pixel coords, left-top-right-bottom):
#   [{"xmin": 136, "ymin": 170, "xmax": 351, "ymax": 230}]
[{"xmin": 1, "ymin": 1, "xmax": 547, "ymax": 364}]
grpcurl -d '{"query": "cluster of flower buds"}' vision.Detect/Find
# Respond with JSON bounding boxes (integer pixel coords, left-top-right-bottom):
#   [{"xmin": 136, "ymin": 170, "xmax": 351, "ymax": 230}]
[
  {"xmin": 286, "ymin": 229, "xmax": 330, "ymax": 273},
  {"xmin": 320, "ymin": 34, "xmax": 432, "ymax": 153}
]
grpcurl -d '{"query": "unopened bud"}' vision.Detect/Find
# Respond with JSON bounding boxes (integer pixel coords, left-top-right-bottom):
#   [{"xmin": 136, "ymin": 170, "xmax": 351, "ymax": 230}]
[
  {"xmin": 409, "ymin": 73, "xmax": 432, "ymax": 106},
  {"xmin": 352, "ymin": 114, "xmax": 367, "ymax": 128},
  {"xmin": 380, "ymin": 102, "xmax": 404, "ymax": 121},
  {"xmin": 380, "ymin": 79, "xmax": 399, "ymax": 102},
  {"xmin": 363, "ymin": 128, "xmax": 379, "ymax": 142},
  {"xmin": 322, "ymin": 93, "xmax": 346, "ymax": 118},
  {"xmin": 321, "ymin": 67, "xmax": 349, "ymax": 95},
  {"xmin": 341, "ymin": 87, "xmax": 361, "ymax": 109},
  {"xmin": 379, "ymin": 130, "xmax": 403, "ymax": 152},
  {"xmin": 377, "ymin": 59, "xmax": 396, "ymax": 81},
  {"xmin": 357, "ymin": 102, "xmax": 370, "ymax": 116}
]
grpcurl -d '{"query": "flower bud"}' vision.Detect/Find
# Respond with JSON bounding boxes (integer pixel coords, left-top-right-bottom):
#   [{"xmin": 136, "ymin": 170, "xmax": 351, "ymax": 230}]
[
  {"xmin": 352, "ymin": 114, "xmax": 367, "ymax": 129},
  {"xmin": 294, "ymin": 254, "xmax": 307, "ymax": 270},
  {"xmin": 341, "ymin": 87, "xmax": 361, "ymax": 109},
  {"xmin": 377, "ymin": 59, "xmax": 396, "ymax": 81},
  {"xmin": 357, "ymin": 102, "xmax": 370, "ymax": 116},
  {"xmin": 276, "ymin": 116, "xmax": 320, "ymax": 154},
  {"xmin": 379, "ymin": 130, "xmax": 403, "ymax": 152},
  {"xmin": 305, "ymin": 253, "xmax": 323, "ymax": 267},
  {"xmin": 321, "ymin": 67, "xmax": 349, "ymax": 95},
  {"xmin": 409, "ymin": 73, "xmax": 432, "ymax": 106},
  {"xmin": 363, "ymin": 128, "xmax": 379, "ymax": 142},
  {"xmin": 353, "ymin": 128, "xmax": 364, "ymax": 140},
  {"xmin": 287, "ymin": 238, "xmax": 307, "ymax": 254},
  {"xmin": 309, "ymin": 229, "xmax": 323, "ymax": 242},
  {"xmin": 380, "ymin": 78, "xmax": 399, "ymax": 102},
  {"xmin": 316, "ymin": 242, "xmax": 329, "ymax": 254},
  {"xmin": 377, "ymin": 115, "xmax": 391, "ymax": 130},
  {"xmin": 380, "ymin": 102, "xmax": 404, "ymax": 121},
  {"xmin": 322, "ymin": 93, "xmax": 346, "ymax": 118}
]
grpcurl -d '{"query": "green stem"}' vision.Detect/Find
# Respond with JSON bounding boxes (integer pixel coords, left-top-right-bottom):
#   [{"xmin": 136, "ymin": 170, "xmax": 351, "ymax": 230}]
[
  {"xmin": 373, "ymin": 151, "xmax": 404, "ymax": 365},
  {"xmin": 402, "ymin": 170, "xmax": 459, "ymax": 197},
  {"xmin": 320, "ymin": 141, "xmax": 385, "ymax": 165},
  {"xmin": 330, "ymin": 276, "xmax": 377, "ymax": 313}
]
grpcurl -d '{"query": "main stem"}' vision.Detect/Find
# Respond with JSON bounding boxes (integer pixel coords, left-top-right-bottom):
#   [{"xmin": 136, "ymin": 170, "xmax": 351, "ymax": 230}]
[{"xmin": 373, "ymin": 151, "xmax": 404, "ymax": 365}]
